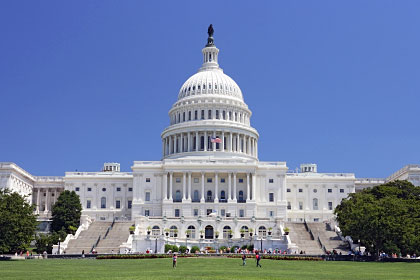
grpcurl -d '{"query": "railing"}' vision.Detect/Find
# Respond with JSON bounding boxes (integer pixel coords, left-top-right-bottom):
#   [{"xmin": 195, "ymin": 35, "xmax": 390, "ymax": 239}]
[
  {"xmin": 303, "ymin": 220, "xmax": 315, "ymax": 240},
  {"xmin": 103, "ymin": 218, "xmax": 115, "ymax": 240},
  {"xmin": 317, "ymin": 236, "xmax": 327, "ymax": 253},
  {"xmin": 90, "ymin": 235, "xmax": 101, "ymax": 253}
]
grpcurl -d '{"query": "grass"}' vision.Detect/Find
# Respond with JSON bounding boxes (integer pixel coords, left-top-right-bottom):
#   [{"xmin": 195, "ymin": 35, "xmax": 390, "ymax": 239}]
[{"xmin": 1, "ymin": 257, "xmax": 419, "ymax": 279}]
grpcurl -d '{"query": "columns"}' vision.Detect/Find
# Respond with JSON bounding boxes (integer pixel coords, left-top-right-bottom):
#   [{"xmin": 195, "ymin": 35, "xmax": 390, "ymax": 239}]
[
  {"xmin": 221, "ymin": 132, "xmax": 225, "ymax": 152},
  {"xmin": 229, "ymin": 132, "xmax": 233, "ymax": 152},
  {"xmin": 212, "ymin": 131, "xmax": 216, "ymax": 151},
  {"xmin": 201, "ymin": 172, "xmax": 205, "ymax": 202},
  {"xmin": 53, "ymin": 189, "xmax": 57, "ymax": 204},
  {"xmin": 180, "ymin": 133, "xmax": 184, "ymax": 153},
  {"xmin": 187, "ymin": 132, "xmax": 191, "ymax": 152},
  {"xmin": 169, "ymin": 172, "xmax": 173, "ymax": 200},
  {"xmin": 252, "ymin": 173, "xmax": 257, "ymax": 201},
  {"xmin": 214, "ymin": 172, "xmax": 219, "ymax": 202},
  {"xmin": 195, "ymin": 132, "xmax": 199, "ymax": 151},
  {"xmin": 248, "ymin": 136, "xmax": 251, "ymax": 155},
  {"xmin": 182, "ymin": 172, "xmax": 187, "ymax": 201},
  {"xmin": 236, "ymin": 134, "xmax": 240, "ymax": 153},
  {"xmin": 228, "ymin": 173, "xmax": 232, "ymax": 202},
  {"xmin": 204, "ymin": 131, "xmax": 207, "ymax": 151},
  {"xmin": 44, "ymin": 189, "xmax": 49, "ymax": 213},
  {"xmin": 246, "ymin": 173, "xmax": 250, "ymax": 202},
  {"xmin": 163, "ymin": 173, "xmax": 168, "ymax": 201},
  {"xmin": 36, "ymin": 188, "xmax": 40, "ymax": 213},
  {"xmin": 233, "ymin": 173, "xmax": 237, "ymax": 201},
  {"xmin": 187, "ymin": 172, "xmax": 192, "ymax": 201}
]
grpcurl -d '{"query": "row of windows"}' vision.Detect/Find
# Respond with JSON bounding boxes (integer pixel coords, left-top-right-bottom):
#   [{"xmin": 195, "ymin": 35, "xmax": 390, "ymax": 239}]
[
  {"xmin": 86, "ymin": 198, "xmax": 132, "ymax": 209},
  {"xmin": 171, "ymin": 109, "xmax": 249, "ymax": 125},
  {"xmin": 174, "ymin": 177, "xmax": 246, "ymax": 184},
  {"xmin": 75, "ymin": 187, "xmax": 133, "ymax": 192},
  {"xmin": 286, "ymin": 188, "xmax": 346, "ymax": 193},
  {"xmin": 181, "ymin": 83, "xmax": 237, "ymax": 94},
  {"xmin": 286, "ymin": 200, "xmax": 334, "ymax": 211}
]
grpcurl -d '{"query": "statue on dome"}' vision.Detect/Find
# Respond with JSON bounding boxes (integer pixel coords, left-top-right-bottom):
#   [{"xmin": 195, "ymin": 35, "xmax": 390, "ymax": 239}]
[{"xmin": 206, "ymin": 24, "xmax": 214, "ymax": 46}]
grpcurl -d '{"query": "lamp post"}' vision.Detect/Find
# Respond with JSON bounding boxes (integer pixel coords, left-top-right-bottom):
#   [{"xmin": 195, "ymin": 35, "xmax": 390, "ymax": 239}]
[
  {"xmin": 260, "ymin": 235, "xmax": 263, "ymax": 252},
  {"xmin": 58, "ymin": 237, "xmax": 61, "ymax": 255},
  {"xmin": 155, "ymin": 235, "xmax": 158, "ymax": 253},
  {"xmin": 358, "ymin": 239, "xmax": 361, "ymax": 254}
]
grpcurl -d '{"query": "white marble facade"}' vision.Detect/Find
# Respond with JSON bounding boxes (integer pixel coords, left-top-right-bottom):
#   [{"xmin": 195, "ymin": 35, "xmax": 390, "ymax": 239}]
[{"xmin": 1, "ymin": 31, "xmax": 419, "ymax": 250}]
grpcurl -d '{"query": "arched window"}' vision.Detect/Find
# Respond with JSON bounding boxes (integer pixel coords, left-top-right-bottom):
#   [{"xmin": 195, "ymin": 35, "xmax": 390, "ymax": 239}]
[
  {"xmin": 193, "ymin": 190, "xmax": 199, "ymax": 202},
  {"xmin": 205, "ymin": 225, "xmax": 214, "ymax": 239},
  {"xmin": 207, "ymin": 190, "xmax": 212, "ymax": 202},
  {"xmin": 187, "ymin": 225, "xmax": 196, "ymax": 239},
  {"xmin": 258, "ymin": 226, "xmax": 267, "ymax": 237},
  {"xmin": 101, "ymin": 197, "xmax": 106, "ymax": 209},
  {"xmin": 152, "ymin": 225, "xmax": 160, "ymax": 236},
  {"xmin": 223, "ymin": 225, "xmax": 231, "ymax": 239},
  {"xmin": 220, "ymin": 190, "xmax": 226, "ymax": 200},
  {"xmin": 175, "ymin": 190, "xmax": 181, "ymax": 202},
  {"xmin": 170, "ymin": 226, "xmax": 178, "ymax": 237},
  {"xmin": 238, "ymin": 191, "xmax": 244, "ymax": 202},
  {"xmin": 313, "ymin": 198, "xmax": 318, "ymax": 210},
  {"xmin": 241, "ymin": 225, "xmax": 249, "ymax": 237}
]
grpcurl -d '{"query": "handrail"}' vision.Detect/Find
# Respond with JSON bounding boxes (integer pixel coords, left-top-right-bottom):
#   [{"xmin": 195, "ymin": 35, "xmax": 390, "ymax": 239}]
[
  {"xmin": 303, "ymin": 220, "xmax": 315, "ymax": 240},
  {"xmin": 90, "ymin": 235, "xmax": 101, "ymax": 253},
  {"xmin": 104, "ymin": 218, "xmax": 116, "ymax": 239},
  {"xmin": 317, "ymin": 236, "xmax": 327, "ymax": 253}
]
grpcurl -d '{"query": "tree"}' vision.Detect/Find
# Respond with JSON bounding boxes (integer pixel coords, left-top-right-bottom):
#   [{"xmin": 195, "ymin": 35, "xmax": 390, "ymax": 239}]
[
  {"xmin": 0, "ymin": 189, "xmax": 38, "ymax": 253},
  {"xmin": 334, "ymin": 180, "xmax": 420, "ymax": 258},
  {"xmin": 51, "ymin": 190, "xmax": 82, "ymax": 235}
]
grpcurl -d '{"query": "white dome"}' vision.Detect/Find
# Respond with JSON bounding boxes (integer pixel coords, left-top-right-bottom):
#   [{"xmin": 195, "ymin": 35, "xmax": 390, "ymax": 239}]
[{"xmin": 177, "ymin": 69, "xmax": 244, "ymax": 102}]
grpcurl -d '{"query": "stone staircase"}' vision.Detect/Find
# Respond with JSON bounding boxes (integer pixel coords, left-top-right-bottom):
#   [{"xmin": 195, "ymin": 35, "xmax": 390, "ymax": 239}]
[
  {"xmin": 306, "ymin": 222, "xmax": 349, "ymax": 254},
  {"xmin": 95, "ymin": 222, "xmax": 132, "ymax": 254},
  {"xmin": 65, "ymin": 221, "xmax": 111, "ymax": 254},
  {"xmin": 284, "ymin": 222, "xmax": 324, "ymax": 255}
]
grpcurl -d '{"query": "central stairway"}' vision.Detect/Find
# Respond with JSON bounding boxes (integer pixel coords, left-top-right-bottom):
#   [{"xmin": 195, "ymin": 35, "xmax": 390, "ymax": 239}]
[
  {"xmin": 95, "ymin": 222, "xmax": 132, "ymax": 254},
  {"xmin": 306, "ymin": 223, "xmax": 349, "ymax": 254},
  {"xmin": 284, "ymin": 223, "xmax": 324, "ymax": 255},
  {"xmin": 65, "ymin": 221, "xmax": 111, "ymax": 254}
]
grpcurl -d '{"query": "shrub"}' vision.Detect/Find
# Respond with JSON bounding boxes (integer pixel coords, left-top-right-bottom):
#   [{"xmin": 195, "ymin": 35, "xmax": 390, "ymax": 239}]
[
  {"xmin": 190, "ymin": 246, "xmax": 200, "ymax": 253},
  {"xmin": 247, "ymin": 244, "xmax": 254, "ymax": 251},
  {"xmin": 241, "ymin": 245, "xmax": 247, "ymax": 250},
  {"xmin": 172, "ymin": 245, "xmax": 179, "ymax": 253},
  {"xmin": 164, "ymin": 244, "xmax": 173, "ymax": 253},
  {"xmin": 230, "ymin": 246, "xmax": 239, "ymax": 253},
  {"xmin": 179, "ymin": 246, "xmax": 187, "ymax": 253},
  {"xmin": 219, "ymin": 246, "xmax": 227, "ymax": 252}
]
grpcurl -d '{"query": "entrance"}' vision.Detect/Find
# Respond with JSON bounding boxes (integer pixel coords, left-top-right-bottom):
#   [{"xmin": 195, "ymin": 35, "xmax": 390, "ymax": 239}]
[{"xmin": 205, "ymin": 225, "xmax": 214, "ymax": 239}]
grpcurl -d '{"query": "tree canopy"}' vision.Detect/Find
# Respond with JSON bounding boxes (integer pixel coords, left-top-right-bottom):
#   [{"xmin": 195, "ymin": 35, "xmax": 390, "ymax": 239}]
[
  {"xmin": 51, "ymin": 190, "xmax": 82, "ymax": 235},
  {"xmin": 335, "ymin": 180, "xmax": 420, "ymax": 257},
  {"xmin": 0, "ymin": 189, "xmax": 38, "ymax": 253}
]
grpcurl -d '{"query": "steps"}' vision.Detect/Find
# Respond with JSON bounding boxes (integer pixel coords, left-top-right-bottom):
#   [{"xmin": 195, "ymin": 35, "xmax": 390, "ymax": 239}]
[
  {"xmin": 95, "ymin": 222, "xmax": 132, "ymax": 254},
  {"xmin": 284, "ymin": 222, "xmax": 324, "ymax": 255},
  {"xmin": 306, "ymin": 223, "xmax": 349, "ymax": 254},
  {"xmin": 65, "ymin": 221, "xmax": 111, "ymax": 254}
]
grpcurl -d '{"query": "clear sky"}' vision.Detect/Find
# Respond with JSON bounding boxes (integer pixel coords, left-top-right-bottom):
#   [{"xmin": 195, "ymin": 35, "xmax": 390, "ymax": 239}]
[{"xmin": 1, "ymin": 1, "xmax": 419, "ymax": 178}]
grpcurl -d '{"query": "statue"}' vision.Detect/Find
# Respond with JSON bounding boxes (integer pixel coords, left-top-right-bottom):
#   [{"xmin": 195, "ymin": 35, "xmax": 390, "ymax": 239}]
[{"xmin": 208, "ymin": 24, "xmax": 214, "ymax": 38}]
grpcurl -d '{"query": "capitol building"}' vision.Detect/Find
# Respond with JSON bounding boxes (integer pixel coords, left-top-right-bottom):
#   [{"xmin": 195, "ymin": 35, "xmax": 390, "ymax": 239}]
[{"xmin": 1, "ymin": 27, "xmax": 419, "ymax": 254}]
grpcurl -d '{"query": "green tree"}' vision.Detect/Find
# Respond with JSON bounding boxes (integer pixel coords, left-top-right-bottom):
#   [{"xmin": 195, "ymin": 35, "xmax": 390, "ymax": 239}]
[
  {"xmin": 51, "ymin": 190, "xmax": 82, "ymax": 235},
  {"xmin": 0, "ymin": 190, "xmax": 38, "ymax": 253},
  {"xmin": 335, "ymin": 180, "xmax": 420, "ymax": 258}
]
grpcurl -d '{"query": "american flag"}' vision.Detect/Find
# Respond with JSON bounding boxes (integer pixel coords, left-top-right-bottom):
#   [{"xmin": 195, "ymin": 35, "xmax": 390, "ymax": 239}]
[{"xmin": 210, "ymin": 137, "xmax": 222, "ymax": 143}]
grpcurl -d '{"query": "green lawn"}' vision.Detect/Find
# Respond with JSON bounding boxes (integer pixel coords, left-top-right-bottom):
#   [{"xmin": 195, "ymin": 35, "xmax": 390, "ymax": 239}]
[{"xmin": 1, "ymin": 258, "xmax": 419, "ymax": 280}]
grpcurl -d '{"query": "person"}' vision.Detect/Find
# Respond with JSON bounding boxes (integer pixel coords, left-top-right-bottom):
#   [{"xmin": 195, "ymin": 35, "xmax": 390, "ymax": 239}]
[
  {"xmin": 256, "ymin": 252, "xmax": 262, "ymax": 268},
  {"xmin": 242, "ymin": 253, "xmax": 246, "ymax": 266},
  {"xmin": 172, "ymin": 253, "xmax": 177, "ymax": 268},
  {"xmin": 82, "ymin": 250, "xmax": 85, "ymax": 258}
]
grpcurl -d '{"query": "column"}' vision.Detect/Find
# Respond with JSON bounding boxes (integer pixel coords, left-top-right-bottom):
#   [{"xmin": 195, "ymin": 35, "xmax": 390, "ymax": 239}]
[
  {"xmin": 181, "ymin": 133, "xmax": 184, "ymax": 153},
  {"xmin": 187, "ymin": 172, "xmax": 192, "ymax": 201},
  {"xmin": 44, "ymin": 189, "xmax": 49, "ymax": 213},
  {"xmin": 233, "ymin": 173, "xmax": 237, "ymax": 201},
  {"xmin": 244, "ymin": 136, "xmax": 247, "ymax": 155},
  {"xmin": 54, "ymin": 189, "xmax": 57, "ymax": 204},
  {"xmin": 169, "ymin": 172, "xmax": 173, "ymax": 200},
  {"xmin": 182, "ymin": 172, "xmax": 187, "ymax": 201},
  {"xmin": 163, "ymin": 173, "xmax": 168, "ymax": 201},
  {"xmin": 212, "ymin": 131, "xmax": 216, "ymax": 151},
  {"xmin": 246, "ymin": 173, "xmax": 250, "ymax": 202},
  {"xmin": 229, "ymin": 132, "xmax": 233, "ymax": 152},
  {"xmin": 195, "ymin": 132, "xmax": 199, "ymax": 151},
  {"xmin": 248, "ymin": 136, "xmax": 251, "ymax": 155},
  {"xmin": 204, "ymin": 131, "xmax": 207, "ymax": 151},
  {"xmin": 236, "ymin": 134, "xmax": 240, "ymax": 152},
  {"xmin": 187, "ymin": 132, "xmax": 191, "ymax": 152},
  {"xmin": 214, "ymin": 172, "xmax": 219, "ymax": 202},
  {"xmin": 201, "ymin": 172, "xmax": 205, "ymax": 202},
  {"xmin": 252, "ymin": 173, "xmax": 257, "ymax": 201},
  {"xmin": 173, "ymin": 135, "xmax": 177, "ymax": 154},
  {"xmin": 36, "ymin": 188, "xmax": 40, "ymax": 213},
  {"xmin": 256, "ymin": 141, "xmax": 258, "ymax": 157},
  {"xmin": 221, "ymin": 131, "xmax": 225, "ymax": 152},
  {"xmin": 228, "ymin": 173, "xmax": 232, "ymax": 202}
]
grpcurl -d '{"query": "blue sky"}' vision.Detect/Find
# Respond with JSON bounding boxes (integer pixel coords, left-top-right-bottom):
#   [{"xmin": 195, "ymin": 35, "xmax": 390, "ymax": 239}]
[{"xmin": 1, "ymin": 1, "xmax": 419, "ymax": 178}]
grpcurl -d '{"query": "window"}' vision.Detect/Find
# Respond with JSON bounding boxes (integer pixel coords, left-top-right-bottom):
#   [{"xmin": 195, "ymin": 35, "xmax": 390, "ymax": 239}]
[
  {"xmin": 146, "ymin": 178, "xmax": 151, "ymax": 182},
  {"xmin": 328, "ymin": 201, "xmax": 333, "ymax": 210},
  {"xmin": 287, "ymin": 201, "xmax": 291, "ymax": 210},
  {"xmin": 269, "ymin": 179, "xmax": 274, "ymax": 183},
  {"xmin": 128, "ymin": 200, "xmax": 132, "ymax": 209},
  {"xmin": 207, "ymin": 209, "xmax": 213, "ymax": 215},
  {"xmin": 299, "ymin": 201, "xmax": 303, "ymax": 210},
  {"xmin": 86, "ymin": 200, "xmax": 91, "ymax": 209},
  {"xmin": 117, "ymin": 187, "xmax": 121, "ymax": 192},
  {"xmin": 87, "ymin": 187, "xmax": 92, "ymax": 192},
  {"xmin": 176, "ymin": 178, "xmax": 181, "ymax": 183},
  {"xmin": 193, "ymin": 190, "xmax": 199, "ymax": 201},
  {"xmin": 216, "ymin": 110, "xmax": 219, "ymax": 119},
  {"xmin": 116, "ymin": 200, "xmax": 121, "ymax": 209},
  {"xmin": 207, "ymin": 178, "xmax": 212, "ymax": 183},
  {"xmin": 145, "ymin": 192, "xmax": 151, "ymax": 201},
  {"xmin": 313, "ymin": 189, "xmax": 318, "ymax": 193},
  {"xmin": 128, "ymin": 187, "xmax": 133, "ymax": 192},
  {"xmin": 298, "ymin": 189, "xmax": 303, "ymax": 193},
  {"xmin": 328, "ymin": 189, "xmax": 332, "ymax": 193},
  {"xmin": 269, "ymin": 193, "xmax": 274, "ymax": 202},
  {"xmin": 340, "ymin": 189, "xmax": 344, "ymax": 193},
  {"xmin": 239, "ymin": 209, "xmax": 245, "ymax": 217},
  {"xmin": 220, "ymin": 190, "xmax": 226, "ymax": 200},
  {"xmin": 188, "ymin": 111, "xmax": 191, "ymax": 120},
  {"xmin": 175, "ymin": 209, "xmax": 180, "ymax": 217},
  {"xmin": 145, "ymin": 209, "xmax": 150, "ymax": 216},
  {"xmin": 314, "ymin": 218, "xmax": 320, "ymax": 222},
  {"xmin": 201, "ymin": 110, "xmax": 205, "ymax": 119},
  {"xmin": 187, "ymin": 225, "xmax": 196, "ymax": 238},
  {"xmin": 238, "ymin": 191, "xmax": 244, "ymax": 201},
  {"xmin": 101, "ymin": 197, "xmax": 106, "ymax": 209},
  {"xmin": 193, "ymin": 209, "xmax": 198, "ymax": 216},
  {"xmin": 206, "ymin": 191, "xmax": 212, "ymax": 202},
  {"xmin": 208, "ymin": 110, "xmax": 212, "ymax": 119},
  {"xmin": 221, "ymin": 209, "xmax": 225, "ymax": 216},
  {"xmin": 194, "ymin": 178, "xmax": 199, "ymax": 183},
  {"xmin": 152, "ymin": 226, "xmax": 160, "ymax": 236},
  {"xmin": 269, "ymin": 211, "xmax": 274, "ymax": 217},
  {"xmin": 258, "ymin": 226, "xmax": 267, "ymax": 237},
  {"xmin": 75, "ymin": 187, "xmax": 80, "ymax": 191},
  {"xmin": 287, "ymin": 188, "xmax": 291, "ymax": 192},
  {"xmin": 175, "ymin": 190, "xmax": 181, "ymax": 202},
  {"xmin": 221, "ymin": 178, "xmax": 225, "ymax": 183},
  {"xmin": 194, "ymin": 110, "xmax": 198, "ymax": 120},
  {"xmin": 102, "ymin": 188, "xmax": 106, "ymax": 192},
  {"xmin": 170, "ymin": 226, "xmax": 178, "ymax": 237},
  {"xmin": 313, "ymin": 198, "xmax": 318, "ymax": 210},
  {"xmin": 238, "ymin": 178, "xmax": 243, "ymax": 183},
  {"xmin": 223, "ymin": 226, "xmax": 231, "ymax": 239}
]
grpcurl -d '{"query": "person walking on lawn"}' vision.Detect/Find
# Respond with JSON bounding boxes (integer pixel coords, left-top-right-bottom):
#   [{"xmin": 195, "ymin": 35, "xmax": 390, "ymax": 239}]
[
  {"xmin": 173, "ymin": 253, "xmax": 177, "ymax": 268},
  {"xmin": 256, "ymin": 252, "xmax": 262, "ymax": 268},
  {"xmin": 242, "ymin": 253, "xmax": 247, "ymax": 266}
]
